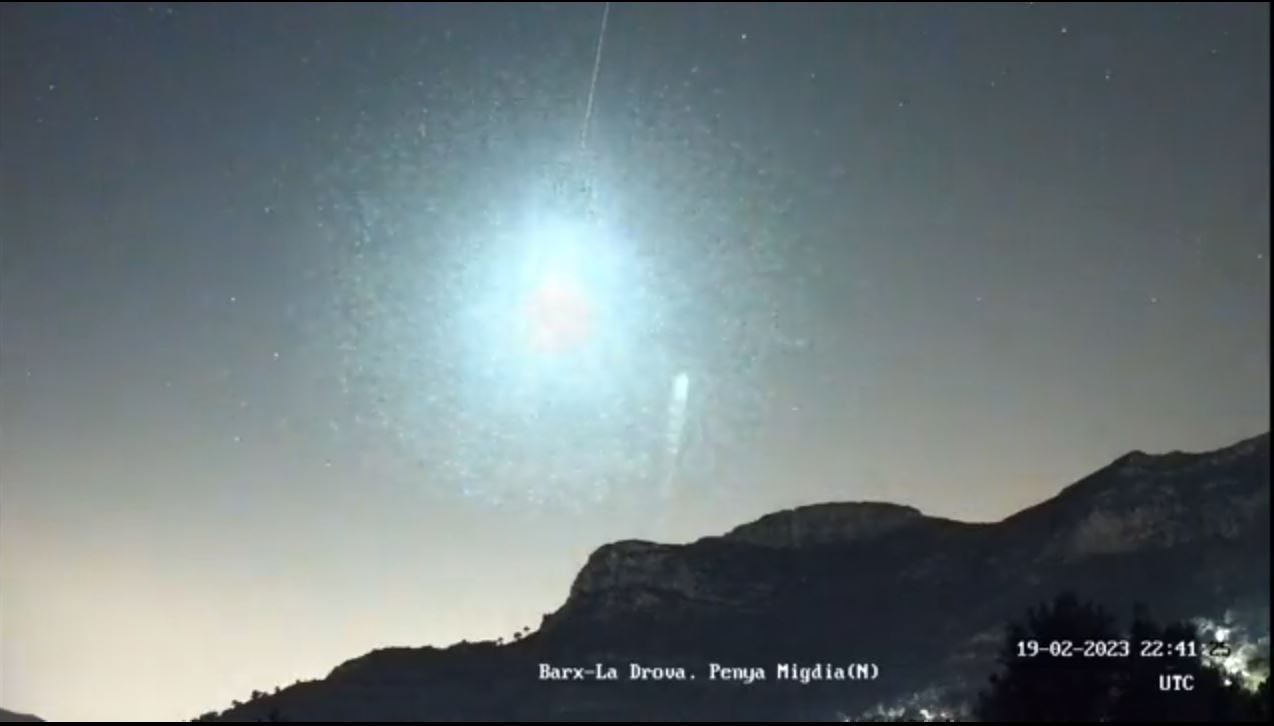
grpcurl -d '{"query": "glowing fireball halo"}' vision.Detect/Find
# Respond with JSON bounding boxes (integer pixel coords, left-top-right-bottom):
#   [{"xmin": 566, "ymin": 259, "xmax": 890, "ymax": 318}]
[
  {"xmin": 458, "ymin": 202, "xmax": 652, "ymax": 403},
  {"xmin": 523, "ymin": 270, "xmax": 592, "ymax": 354},
  {"xmin": 515, "ymin": 213, "xmax": 607, "ymax": 358}
]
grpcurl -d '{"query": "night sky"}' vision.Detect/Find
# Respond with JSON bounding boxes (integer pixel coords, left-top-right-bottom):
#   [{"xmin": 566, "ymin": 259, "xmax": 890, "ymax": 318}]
[{"xmin": 1, "ymin": 3, "xmax": 1268, "ymax": 721}]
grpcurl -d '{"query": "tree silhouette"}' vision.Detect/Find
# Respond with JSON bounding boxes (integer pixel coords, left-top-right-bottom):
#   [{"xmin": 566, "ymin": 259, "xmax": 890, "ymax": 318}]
[
  {"xmin": 977, "ymin": 593, "xmax": 1267, "ymax": 722},
  {"xmin": 1108, "ymin": 606, "xmax": 1246, "ymax": 722},
  {"xmin": 1254, "ymin": 680, "xmax": 1271, "ymax": 721},
  {"xmin": 976, "ymin": 592, "xmax": 1122, "ymax": 721}
]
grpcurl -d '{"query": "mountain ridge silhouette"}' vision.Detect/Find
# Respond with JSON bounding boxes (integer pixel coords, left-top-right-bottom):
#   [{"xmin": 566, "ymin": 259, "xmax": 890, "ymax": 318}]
[{"xmin": 204, "ymin": 432, "xmax": 1270, "ymax": 721}]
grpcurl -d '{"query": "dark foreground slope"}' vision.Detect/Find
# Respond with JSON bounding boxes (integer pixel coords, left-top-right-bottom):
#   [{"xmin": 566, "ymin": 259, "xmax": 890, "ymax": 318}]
[{"xmin": 209, "ymin": 433, "xmax": 1270, "ymax": 721}]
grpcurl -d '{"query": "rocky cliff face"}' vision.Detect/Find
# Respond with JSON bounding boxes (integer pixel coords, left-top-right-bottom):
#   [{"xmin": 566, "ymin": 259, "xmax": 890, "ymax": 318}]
[
  {"xmin": 723, "ymin": 501, "xmax": 926, "ymax": 548},
  {"xmin": 208, "ymin": 432, "xmax": 1270, "ymax": 722},
  {"xmin": 1002, "ymin": 433, "xmax": 1270, "ymax": 563},
  {"xmin": 552, "ymin": 502, "xmax": 928, "ymax": 626}
]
